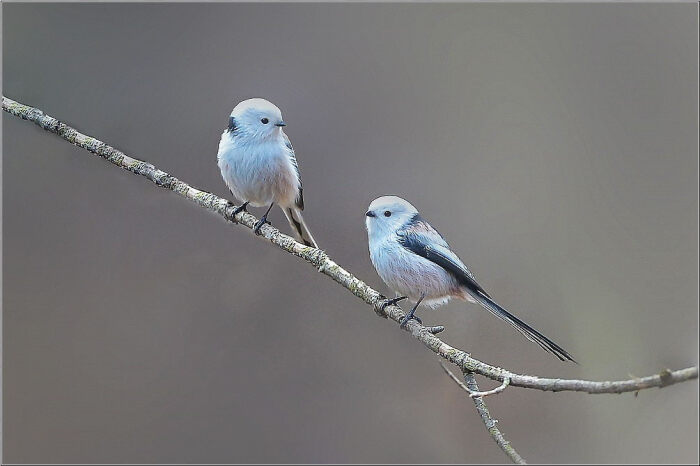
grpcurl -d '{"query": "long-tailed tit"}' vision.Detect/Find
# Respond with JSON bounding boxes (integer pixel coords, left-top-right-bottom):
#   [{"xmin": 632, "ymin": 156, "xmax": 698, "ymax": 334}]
[
  {"xmin": 217, "ymin": 98, "xmax": 317, "ymax": 247},
  {"xmin": 365, "ymin": 196, "xmax": 574, "ymax": 362}
]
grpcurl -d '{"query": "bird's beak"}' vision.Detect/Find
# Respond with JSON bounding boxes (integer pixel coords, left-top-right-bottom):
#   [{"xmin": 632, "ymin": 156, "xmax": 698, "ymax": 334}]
[
  {"xmin": 365, "ymin": 211, "xmax": 376, "ymax": 218},
  {"xmin": 275, "ymin": 121, "xmax": 287, "ymax": 127}
]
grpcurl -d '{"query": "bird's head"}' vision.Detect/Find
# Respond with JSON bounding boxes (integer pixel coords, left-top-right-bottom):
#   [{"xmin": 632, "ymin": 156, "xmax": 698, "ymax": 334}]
[
  {"xmin": 365, "ymin": 196, "xmax": 419, "ymax": 240},
  {"xmin": 228, "ymin": 98, "xmax": 286, "ymax": 140}
]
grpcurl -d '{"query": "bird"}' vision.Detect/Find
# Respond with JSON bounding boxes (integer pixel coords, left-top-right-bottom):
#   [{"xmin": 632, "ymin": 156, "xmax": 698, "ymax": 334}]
[
  {"xmin": 217, "ymin": 98, "xmax": 317, "ymax": 248},
  {"xmin": 365, "ymin": 195, "xmax": 574, "ymax": 362}
]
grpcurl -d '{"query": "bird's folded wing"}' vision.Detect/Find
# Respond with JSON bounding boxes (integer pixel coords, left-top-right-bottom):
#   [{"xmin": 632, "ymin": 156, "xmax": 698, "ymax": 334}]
[
  {"xmin": 282, "ymin": 132, "xmax": 304, "ymax": 210},
  {"xmin": 397, "ymin": 228, "xmax": 492, "ymax": 299},
  {"xmin": 398, "ymin": 226, "xmax": 575, "ymax": 362}
]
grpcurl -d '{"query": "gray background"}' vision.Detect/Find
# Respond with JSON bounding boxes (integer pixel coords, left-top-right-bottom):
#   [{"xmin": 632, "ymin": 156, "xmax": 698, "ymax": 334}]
[{"xmin": 3, "ymin": 2, "xmax": 698, "ymax": 464}]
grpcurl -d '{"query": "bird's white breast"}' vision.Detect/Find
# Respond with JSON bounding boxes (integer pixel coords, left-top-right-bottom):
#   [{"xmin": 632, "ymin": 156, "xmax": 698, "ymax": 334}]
[
  {"xmin": 217, "ymin": 132, "xmax": 300, "ymax": 207},
  {"xmin": 369, "ymin": 235, "xmax": 459, "ymax": 308}
]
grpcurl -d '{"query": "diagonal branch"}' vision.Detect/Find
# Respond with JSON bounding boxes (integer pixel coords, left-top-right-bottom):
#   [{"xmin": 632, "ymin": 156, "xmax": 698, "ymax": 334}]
[
  {"xmin": 3, "ymin": 95, "xmax": 698, "ymax": 396},
  {"xmin": 465, "ymin": 371, "xmax": 526, "ymax": 464},
  {"xmin": 440, "ymin": 362, "xmax": 523, "ymax": 464}
]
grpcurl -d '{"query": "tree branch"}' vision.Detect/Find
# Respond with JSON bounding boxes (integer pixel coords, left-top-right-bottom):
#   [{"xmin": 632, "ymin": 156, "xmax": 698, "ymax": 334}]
[
  {"xmin": 440, "ymin": 362, "xmax": 510, "ymax": 399},
  {"xmin": 440, "ymin": 362, "xmax": 523, "ymax": 464},
  {"xmin": 4, "ymin": 95, "xmax": 697, "ymax": 398},
  {"xmin": 465, "ymin": 372, "xmax": 526, "ymax": 464}
]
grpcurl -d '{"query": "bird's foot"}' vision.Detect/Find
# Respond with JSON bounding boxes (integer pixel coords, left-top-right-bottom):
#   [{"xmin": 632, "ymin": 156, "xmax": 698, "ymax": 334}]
[
  {"xmin": 399, "ymin": 310, "xmax": 422, "ymax": 328},
  {"xmin": 232, "ymin": 201, "xmax": 249, "ymax": 217},
  {"xmin": 254, "ymin": 203, "xmax": 274, "ymax": 235},
  {"xmin": 377, "ymin": 295, "xmax": 407, "ymax": 314},
  {"xmin": 374, "ymin": 295, "xmax": 407, "ymax": 317},
  {"xmin": 399, "ymin": 293, "xmax": 425, "ymax": 329},
  {"xmin": 253, "ymin": 217, "xmax": 271, "ymax": 235},
  {"xmin": 229, "ymin": 201, "xmax": 249, "ymax": 223}
]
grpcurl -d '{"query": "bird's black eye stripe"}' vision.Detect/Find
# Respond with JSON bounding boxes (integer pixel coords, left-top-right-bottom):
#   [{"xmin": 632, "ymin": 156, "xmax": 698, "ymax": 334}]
[
  {"xmin": 261, "ymin": 118, "xmax": 269, "ymax": 124},
  {"xmin": 227, "ymin": 116, "xmax": 237, "ymax": 133},
  {"xmin": 384, "ymin": 211, "xmax": 392, "ymax": 217}
]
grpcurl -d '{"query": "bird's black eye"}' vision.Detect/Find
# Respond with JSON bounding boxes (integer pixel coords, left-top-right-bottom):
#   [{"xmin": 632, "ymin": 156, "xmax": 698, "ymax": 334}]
[
  {"xmin": 384, "ymin": 211, "xmax": 392, "ymax": 217},
  {"xmin": 261, "ymin": 118, "xmax": 269, "ymax": 124}
]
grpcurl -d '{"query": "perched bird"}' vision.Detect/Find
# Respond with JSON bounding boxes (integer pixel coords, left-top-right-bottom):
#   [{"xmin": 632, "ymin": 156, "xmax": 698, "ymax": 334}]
[
  {"xmin": 365, "ymin": 196, "xmax": 574, "ymax": 362},
  {"xmin": 217, "ymin": 98, "xmax": 317, "ymax": 247}
]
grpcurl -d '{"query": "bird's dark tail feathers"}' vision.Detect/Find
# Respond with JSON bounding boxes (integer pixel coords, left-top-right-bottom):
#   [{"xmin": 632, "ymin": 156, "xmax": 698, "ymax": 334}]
[
  {"xmin": 283, "ymin": 207, "xmax": 318, "ymax": 248},
  {"xmin": 470, "ymin": 289, "xmax": 576, "ymax": 362}
]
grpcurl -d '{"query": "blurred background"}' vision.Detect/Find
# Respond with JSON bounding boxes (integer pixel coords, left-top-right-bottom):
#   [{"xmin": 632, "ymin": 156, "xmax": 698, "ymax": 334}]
[{"xmin": 3, "ymin": 2, "xmax": 698, "ymax": 463}]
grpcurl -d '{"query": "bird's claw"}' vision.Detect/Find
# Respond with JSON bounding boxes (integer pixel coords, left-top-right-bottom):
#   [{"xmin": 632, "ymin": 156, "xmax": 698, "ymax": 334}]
[
  {"xmin": 375, "ymin": 295, "xmax": 407, "ymax": 317},
  {"xmin": 253, "ymin": 217, "xmax": 270, "ymax": 235},
  {"xmin": 232, "ymin": 201, "xmax": 249, "ymax": 216},
  {"xmin": 379, "ymin": 295, "xmax": 407, "ymax": 311},
  {"xmin": 398, "ymin": 293, "xmax": 425, "ymax": 329},
  {"xmin": 253, "ymin": 203, "xmax": 275, "ymax": 236},
  {"xmin": 399, "ymin": 312, "xmax": 422, "ymax": 328},
  {"xmin": 230, "ymin": 201, "xmax": 249, "ymax": 223}
]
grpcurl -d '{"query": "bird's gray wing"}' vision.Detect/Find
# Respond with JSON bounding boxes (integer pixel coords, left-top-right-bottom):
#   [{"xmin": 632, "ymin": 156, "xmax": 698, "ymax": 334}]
[
  {"xmin": 396, "ymin": 215, "xmax": 491, "ymax": 299},
  {"xmin": 282, "ymin": 132, "xmax": 304, "ymax": 210},
  {"xmin": 397, "ymin": 215, "xmax": 575, "ymax": 362}
]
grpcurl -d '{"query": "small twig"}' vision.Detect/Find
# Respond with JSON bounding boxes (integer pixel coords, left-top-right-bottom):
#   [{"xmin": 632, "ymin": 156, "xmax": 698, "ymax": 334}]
[
  {"xmin": 472, "ymin": 377, "xmax": 510, "ymax": 398},
  {"xmin": 440, "ymin": 360, "xmax": 471, "ymax": 390},
  {"xmin": 441, "ymin": 362, "xmax": 524, "ymax": 464},
  {"xmin": 440, "ymin": 361, "xmax": 509, "ymax": 398},
  {"xmin": 425, "ymin": 325, "xmax": 445, "ymax": 335}
]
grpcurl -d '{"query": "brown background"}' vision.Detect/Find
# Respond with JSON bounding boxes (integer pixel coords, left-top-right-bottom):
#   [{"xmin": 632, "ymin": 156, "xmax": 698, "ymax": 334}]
[{"xmin": 3, "ymin": 2, "xmax": 698, "ymax": 463}]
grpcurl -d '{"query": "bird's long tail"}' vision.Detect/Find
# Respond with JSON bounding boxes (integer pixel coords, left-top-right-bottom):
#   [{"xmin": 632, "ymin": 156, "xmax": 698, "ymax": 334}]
[
  {"xmin": 470, "ymin": 289, "xmax": 576, "ymax": 362},
  {"xmin": 283, "ymin": 207, "xmax": 318, "ymax": 248}
]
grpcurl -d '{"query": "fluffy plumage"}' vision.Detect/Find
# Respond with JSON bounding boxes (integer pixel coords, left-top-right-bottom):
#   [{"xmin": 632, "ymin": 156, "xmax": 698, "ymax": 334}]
[
  {"xmin": 217, "ymin": 98, "xmax": 317, "ymax": 247},
  {"xmin": 366, "ymin": 195, "xmax": 574, "ymax": 362}
]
